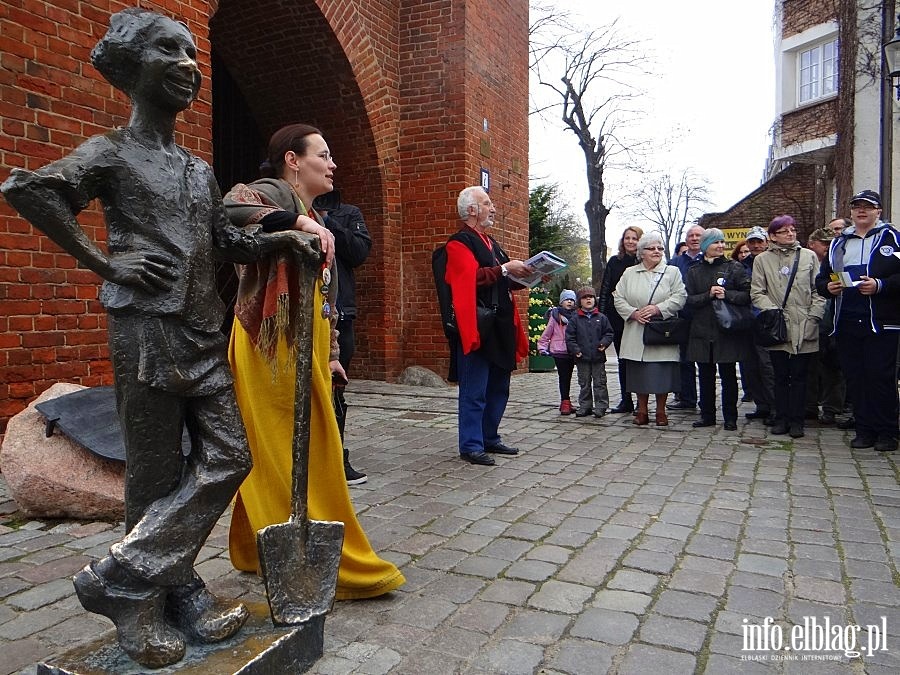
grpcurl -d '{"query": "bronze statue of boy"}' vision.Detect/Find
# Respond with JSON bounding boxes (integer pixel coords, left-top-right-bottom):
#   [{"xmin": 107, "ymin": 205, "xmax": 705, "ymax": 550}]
[{"xmin": 2, "ymin": 7, "xmax": 316, "ymax": 668}]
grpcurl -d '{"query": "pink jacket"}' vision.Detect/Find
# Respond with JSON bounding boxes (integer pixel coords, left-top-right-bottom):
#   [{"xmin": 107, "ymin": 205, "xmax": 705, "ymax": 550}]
[{"xmin": 537, "ymin": 309, "xmax": 573, "ymax": 358}]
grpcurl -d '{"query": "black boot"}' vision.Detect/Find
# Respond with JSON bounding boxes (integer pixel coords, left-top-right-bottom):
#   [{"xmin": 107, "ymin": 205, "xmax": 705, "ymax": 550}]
[{"xmin": 344, "ymin": 448, "xmax": 367, "ymax": 485}]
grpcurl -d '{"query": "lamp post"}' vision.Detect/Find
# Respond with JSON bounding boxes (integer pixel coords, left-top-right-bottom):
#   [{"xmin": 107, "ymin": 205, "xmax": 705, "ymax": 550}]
[{"xmin": 881, "ymin": 11, "xmax": 900, "ymax": 220}]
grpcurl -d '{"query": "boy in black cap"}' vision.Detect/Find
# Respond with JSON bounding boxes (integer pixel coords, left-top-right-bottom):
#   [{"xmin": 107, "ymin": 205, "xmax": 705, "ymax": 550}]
[{"xmin": 815, "ymin": 190, "xmax": 900, "ymax": 452}]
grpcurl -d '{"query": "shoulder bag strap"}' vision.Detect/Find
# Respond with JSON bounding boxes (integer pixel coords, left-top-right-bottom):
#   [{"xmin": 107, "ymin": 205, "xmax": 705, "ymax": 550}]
[
  {"xmin": 647, "ymin": 269, "xmax": 665, "ymax": 305},
  {"xmin": 781, "ymin": 249, "xmax": 802, "ymax": 309}
]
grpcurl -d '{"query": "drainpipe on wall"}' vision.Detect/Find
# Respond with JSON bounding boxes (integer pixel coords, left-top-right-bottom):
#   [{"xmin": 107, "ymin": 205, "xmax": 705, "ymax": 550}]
[{"xmin": 881, "ymin": 1, "xmax": 896, "ymax": 220}]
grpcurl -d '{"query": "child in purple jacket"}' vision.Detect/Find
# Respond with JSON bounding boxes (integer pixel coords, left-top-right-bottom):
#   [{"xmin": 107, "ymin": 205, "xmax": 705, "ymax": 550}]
[{"xmin": 537, "ymin": 289, "xmax": 577, "ymax": 414}]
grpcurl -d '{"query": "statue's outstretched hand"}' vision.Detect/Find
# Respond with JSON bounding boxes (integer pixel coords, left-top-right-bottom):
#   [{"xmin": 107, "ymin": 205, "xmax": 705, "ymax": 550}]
[{"xmin": 107, "ymin": 252, "xmax": 178, "ymax": 293}]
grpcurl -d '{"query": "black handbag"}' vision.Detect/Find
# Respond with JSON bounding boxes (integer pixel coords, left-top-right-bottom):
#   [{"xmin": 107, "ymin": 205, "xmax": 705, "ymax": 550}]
[
  {"xmin": 643, "ymin": 316, "xmax": 689, "ymax": 345},
  {"xmin": 753, "ymin": 250, "xmax": 800, "ymax": 347},
  {"xmin": 754, "ymin": 308, "xmax": 787, "ymax": 347},
  {"xmin": 712, "ymin": 298, "xmax": 754, "ymax": 333},
  {"xmin": 641, "ymin": 270, "xmax": 689, "ymax": 345}
]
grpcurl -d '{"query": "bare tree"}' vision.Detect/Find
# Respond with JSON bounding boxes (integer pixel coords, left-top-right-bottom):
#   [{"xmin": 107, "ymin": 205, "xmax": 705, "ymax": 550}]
[
  {"xmin": 530, "ymin": 8, "xmax": 647, "ymax": 288},
  {"xmin": 631, "ymin": 169, "xmax": 712, "ymax": 259}
]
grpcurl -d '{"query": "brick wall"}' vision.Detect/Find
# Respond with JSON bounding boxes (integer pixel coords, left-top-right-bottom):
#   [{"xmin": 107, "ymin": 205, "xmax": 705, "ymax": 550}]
[
  {"xmin": 0, "ymin": 0, "xmax": 530, "ymax": 429},
  {"xmin": 699, "ymin": 163, "xmax": 820, "ymax": 242},
  {"xmin": 782, "ymin": 0, "xmax": 836, "ymax": 37},
  {"xmin": 781, "ymin": 98, "xmax": 838, "ymax": 147}
]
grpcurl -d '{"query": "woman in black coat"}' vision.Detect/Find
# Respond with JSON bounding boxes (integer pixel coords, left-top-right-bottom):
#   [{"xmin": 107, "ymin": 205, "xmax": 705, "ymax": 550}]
[
  {"xmin": 599, "ymin": 225, "xmax": 643, "ymax": 413},
  {"xmin": 685, "ymin": 228, "xmax": 753, "ymax": 430}
]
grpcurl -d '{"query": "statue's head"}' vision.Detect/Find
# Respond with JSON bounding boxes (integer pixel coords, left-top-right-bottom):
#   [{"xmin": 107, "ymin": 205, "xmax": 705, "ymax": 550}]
[{"xmin": 91, "ymin": 7, "xmax": 201, "ymax": 111}]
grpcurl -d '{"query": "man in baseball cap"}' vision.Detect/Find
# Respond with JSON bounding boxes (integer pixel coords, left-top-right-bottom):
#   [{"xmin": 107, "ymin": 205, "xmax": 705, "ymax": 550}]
[
  {"xmin": 741, "ymin": 224, "xmax": 776, "ymax": 423},
  {"xmin": 816, "ymin": 188, "xmax": 900, "ymax": 452}
]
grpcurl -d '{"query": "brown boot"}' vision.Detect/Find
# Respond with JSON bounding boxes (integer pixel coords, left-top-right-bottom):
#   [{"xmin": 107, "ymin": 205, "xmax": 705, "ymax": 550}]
[
  {"xmin": 655, "ymin": 394, "xmax": 668, "ymax": 426},
  {"xmin": 633, "ymin": 394, "xmax": 649, "ymax": 426}
]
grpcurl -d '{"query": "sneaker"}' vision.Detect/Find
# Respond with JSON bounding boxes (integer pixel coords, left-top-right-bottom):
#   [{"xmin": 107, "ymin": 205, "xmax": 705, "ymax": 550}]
[
  {"xmin": 343, "ymin": 449, "xmax": 367, "ymax": 485},
  {"xmin": 874, "ymin": 435, "xmax": 898, "ymax": 452},
  {"xmin": 593, "ymin": 410, "xmax": 607, "ymax": 419},
  {"xmin": 836, "ymin": 416, "xmax": 856, "ymax": 430},
  {"xmin": 770, "ymin": 421, "xmax": 789, "ymax": 435},
  {"xmin": 574, "ymin": 409, "xmax": 592, "ymax": 418},
  {"xmin": 559, "ymin": 399, "xmax": 574, "ymax": 415}
]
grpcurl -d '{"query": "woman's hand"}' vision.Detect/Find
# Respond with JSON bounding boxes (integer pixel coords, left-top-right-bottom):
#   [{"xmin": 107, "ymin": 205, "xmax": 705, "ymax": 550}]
[
  {"xmin": 709, "ymin": 285, "xmax": 725, "ymax": 299},
  {"xmin": 630, "ymin": 304, "xmax": 659, "ymax": 324},
  {"xmin": 330, "ymin": 359, "xmax": 348, "ymax": 385},
  {"xmin": 294, "ymin": 215, "xmax": 335, "ymax": 266}
]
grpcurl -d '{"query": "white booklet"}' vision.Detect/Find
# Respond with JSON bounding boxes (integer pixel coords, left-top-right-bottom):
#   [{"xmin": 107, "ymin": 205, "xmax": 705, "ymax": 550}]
[{"xmin": 508, "ymin": 250, "xmax": 568, "ymax": 288}]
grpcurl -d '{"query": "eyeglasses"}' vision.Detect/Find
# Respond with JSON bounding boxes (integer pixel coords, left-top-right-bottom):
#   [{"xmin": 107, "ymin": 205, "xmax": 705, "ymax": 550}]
[
  {"xmin": 316, "ymin": 151, "xmax": 333, "ymax": 162},
  {"xmin": 774, "ymin": 228, "xmax": 796, "ymax": 235},
  {"xmin": 850, "ymin": 203, "xmax": 877, "ymax": 210},
  {"xmin": 644, "ymin": 246, "xmax": 665, "ymax": 251}
]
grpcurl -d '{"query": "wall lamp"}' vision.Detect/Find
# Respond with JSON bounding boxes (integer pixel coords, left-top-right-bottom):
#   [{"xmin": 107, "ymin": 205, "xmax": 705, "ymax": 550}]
[{"xmin": 884, "ymin": 14, "xmax": 900, "ymax": 100}]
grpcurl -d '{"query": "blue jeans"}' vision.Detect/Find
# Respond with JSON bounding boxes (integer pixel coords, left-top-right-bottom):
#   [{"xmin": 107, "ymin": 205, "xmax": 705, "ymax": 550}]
[{"xmin": 456, "ymin": 343, "xmax": 511, "ymax": 455}]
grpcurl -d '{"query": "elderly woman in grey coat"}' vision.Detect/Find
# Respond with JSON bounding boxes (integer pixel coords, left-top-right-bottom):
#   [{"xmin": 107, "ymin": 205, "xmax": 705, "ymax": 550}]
[
  {"xmin": 614, "ymin": 232, "xmax": 687, "ymax": 426},
  {"xmin": 751, "ymin": 215, "xmax": 824, "ymax": 439}
]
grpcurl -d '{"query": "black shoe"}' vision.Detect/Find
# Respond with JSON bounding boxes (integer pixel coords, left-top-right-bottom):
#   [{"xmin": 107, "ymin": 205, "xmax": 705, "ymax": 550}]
[
  {"xmin": 837, "ymin": 416, "xmax": 856, "ymax": 430},
  {"xmin": 745, "ymin": 409, "xmax": 771, "ymax": 420},
  {"xmin": 804, "ymin": 409, "xmax": 819, "ymax": 421},
  {"xmin": 461, "ymin": 451, "xmax": 495, "ymax": 465},
  {"xmin": 850, "ymin": 435, "xmax": 876, "ymax": 449},
  {"xmin": 668, "ymin": 401, "xmax": 697, "ymax": 410},
  {"xmin": 789, "ymin": 424, "xmax": 805, "ymax": 439},
  {"xmin": 764, "ymin": 415, "xmax": 777, "ymax": 426},
  {"xmin": 819, "ymin": 411, "xmax": 836, "ymax": 425},
  {"xmin": 874, "ymin": 435, "xmax": 898, "ymax": 452},
  {"xmin": 574, "ymin": 409, "xmax": 592, "ymax": 417},
  {"xmin": 692, "ymin": 419, "xmax": 715, "ymax": 428},
  {"xmin": 485, "ymin": 442, "xmax": 519, "ymax": 455},
  {"xmin": 611, "ymin": 401, "xmax": 634, "ymax": 414},
  {"xmin": 343, "ymin": 448, "xmax": 368, "ymax": 485},
  {"xmin": 770, "ymin": 421, "xmax": 789, "ymax": 435},
  {"xmin": 723, "ymin": 421, "xmax": 737, "ymax": 431},
  {"xmin": 741, "ymin": 394, "xmax": 753, "ymax": 403}
]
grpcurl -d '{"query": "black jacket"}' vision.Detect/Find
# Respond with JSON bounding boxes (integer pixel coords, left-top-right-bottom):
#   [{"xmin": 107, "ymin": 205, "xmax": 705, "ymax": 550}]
[
  {"xmin": 565, "ymin": 307, "xmax": 614, "ymax": 362},
  {"xmin": 685, "ymin": 256, "xmax": 752, "ymax": 363},
  {"xmin": 323, "ymin": 204, "xmax": 372, "ymax": 320},
  {"xmin": 814, "ymin": 222, "xmax": 900, "ymax": 332}
]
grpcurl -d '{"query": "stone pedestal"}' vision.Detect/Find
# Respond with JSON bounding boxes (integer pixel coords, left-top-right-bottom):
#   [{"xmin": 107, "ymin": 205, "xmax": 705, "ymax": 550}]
[{"xmin": 36, "ymin": 603, "xmax": 325, "ymax": 674}]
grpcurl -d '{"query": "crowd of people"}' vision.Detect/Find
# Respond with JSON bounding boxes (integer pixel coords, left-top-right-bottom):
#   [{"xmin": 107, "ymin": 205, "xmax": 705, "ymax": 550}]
[{"xmin": 534, "ymin": 190, "xmax": 900, "ymax": 454}]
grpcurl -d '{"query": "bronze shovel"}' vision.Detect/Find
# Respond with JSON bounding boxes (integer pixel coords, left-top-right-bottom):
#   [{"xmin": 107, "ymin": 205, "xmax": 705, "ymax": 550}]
[{"xmin": 257, "ymin": 244, "xmax": 345, "ymax": 626}]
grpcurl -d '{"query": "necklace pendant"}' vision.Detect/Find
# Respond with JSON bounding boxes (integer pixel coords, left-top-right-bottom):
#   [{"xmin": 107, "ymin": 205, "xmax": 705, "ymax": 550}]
[
  {"xmin": 322, "ymin": 301, "xmax": 332, "ymax": 319},
  {"xmin": 321, "ymin": 268, "xmax": 332, "ymax": 286}
]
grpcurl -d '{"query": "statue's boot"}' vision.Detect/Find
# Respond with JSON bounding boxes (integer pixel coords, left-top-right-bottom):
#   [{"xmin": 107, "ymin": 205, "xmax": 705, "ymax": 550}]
[
  {"xmin": 73, "ymin": 558, "xmax": 186, "ymax": 668},
  {"xmin": 166, "ymin": 581, "xmax": 249, "ymax": 643}
]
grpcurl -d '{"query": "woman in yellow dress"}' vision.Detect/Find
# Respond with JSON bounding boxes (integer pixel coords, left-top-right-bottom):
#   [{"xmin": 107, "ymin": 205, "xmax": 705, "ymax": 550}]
[{"xmin": 223, "ymin": 123, "xmax": 404, "ymax": 600}]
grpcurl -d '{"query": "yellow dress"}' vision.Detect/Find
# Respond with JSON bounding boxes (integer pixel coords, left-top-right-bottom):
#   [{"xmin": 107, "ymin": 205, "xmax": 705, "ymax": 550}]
[{"xmin": 227, "ymin": 280, "xmax": 405, "ymax": 600}]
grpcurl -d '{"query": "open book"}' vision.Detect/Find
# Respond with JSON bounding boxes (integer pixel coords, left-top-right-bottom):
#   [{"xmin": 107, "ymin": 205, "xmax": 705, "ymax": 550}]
[{"xmin": 507, "ymin": 250, "xmax": 568, "ymax": 288}]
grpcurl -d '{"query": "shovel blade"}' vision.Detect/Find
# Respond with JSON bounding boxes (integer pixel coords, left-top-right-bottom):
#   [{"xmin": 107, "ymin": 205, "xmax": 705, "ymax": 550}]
[{"xmin": 257, "ymin": 519, "xmax": 345, "ymax": 627}]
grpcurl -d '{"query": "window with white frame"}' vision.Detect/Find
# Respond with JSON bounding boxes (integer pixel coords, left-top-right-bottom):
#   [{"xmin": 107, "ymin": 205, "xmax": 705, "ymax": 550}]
[{"xmin": 799, "ymin": 38, "xmax": 838, "ymax": 104}]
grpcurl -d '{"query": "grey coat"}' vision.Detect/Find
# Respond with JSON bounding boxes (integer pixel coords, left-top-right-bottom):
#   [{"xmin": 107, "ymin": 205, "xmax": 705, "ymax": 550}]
[{"xmin": 750, "ymin": 242, "xmax": 824, "ymax": 355}]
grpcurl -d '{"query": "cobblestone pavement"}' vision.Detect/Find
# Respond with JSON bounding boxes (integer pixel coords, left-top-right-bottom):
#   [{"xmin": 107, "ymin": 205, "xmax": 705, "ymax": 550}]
[{"xmin": 1, "ymin": 364, "xmax": 899, "ymax": 674}]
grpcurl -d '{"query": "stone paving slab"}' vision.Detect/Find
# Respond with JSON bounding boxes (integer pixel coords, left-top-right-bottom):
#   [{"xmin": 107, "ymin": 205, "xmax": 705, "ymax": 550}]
[{"xmin": 1, "ymin": 365, "xmax": 898, "ymax": 674}]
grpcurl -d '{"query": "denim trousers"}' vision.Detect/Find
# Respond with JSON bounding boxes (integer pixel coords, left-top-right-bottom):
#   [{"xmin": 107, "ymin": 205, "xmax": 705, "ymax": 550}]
[{"xmin": 456, "ymin": 344, "xmax": 511, "ymax": 454}]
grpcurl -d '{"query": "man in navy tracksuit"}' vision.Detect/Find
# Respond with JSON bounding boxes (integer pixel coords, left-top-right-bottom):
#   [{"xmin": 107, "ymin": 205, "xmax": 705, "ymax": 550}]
[{"xmin": 815, "ymin": 190, "xmax": 900, "ymax": 452}]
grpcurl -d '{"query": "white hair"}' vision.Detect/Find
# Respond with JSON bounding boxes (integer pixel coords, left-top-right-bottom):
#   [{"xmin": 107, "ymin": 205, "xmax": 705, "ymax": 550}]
[
  {"xmin": 457, "ymin": 186, "xmax": 484, "ymax": 220},
  {"xmin": 636, "ymin": 231, "xmax": 665, "ymax": 256}
]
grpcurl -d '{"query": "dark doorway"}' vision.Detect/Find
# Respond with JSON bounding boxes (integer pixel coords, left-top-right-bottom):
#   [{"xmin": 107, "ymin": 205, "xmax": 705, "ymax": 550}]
[{"xmin": 211, "ymin": 49, "xmax": 263, "ymax": 334}]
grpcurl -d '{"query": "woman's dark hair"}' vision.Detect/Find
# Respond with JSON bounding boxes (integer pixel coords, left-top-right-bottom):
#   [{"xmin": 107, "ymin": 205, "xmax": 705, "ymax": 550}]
[
  {"xmin": 768, "ymin": 214, "xmax": 795, "ymax": 236},
  {"xmin": 260, "ymin": 123, "xmax": 322, "ymax": 178},
  {"xmin": 617, "ymin": 226, "xmax": 644, "ymax": 258},
  {"xmin": 730, "ymin": 239, "xmax": 749, "ymax": 261}
]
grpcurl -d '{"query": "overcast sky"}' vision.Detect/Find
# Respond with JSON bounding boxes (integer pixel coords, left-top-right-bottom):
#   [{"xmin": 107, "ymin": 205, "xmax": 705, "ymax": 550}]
[{"xmin": 529, "ymin": 1, "xmax": 777, "ymax": 246}]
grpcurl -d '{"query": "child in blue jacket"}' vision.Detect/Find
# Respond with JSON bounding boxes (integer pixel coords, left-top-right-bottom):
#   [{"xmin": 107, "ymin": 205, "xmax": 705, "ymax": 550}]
[{"xmin": 565, "ymin": 287, "xmax": 615, "ymax": 417}]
